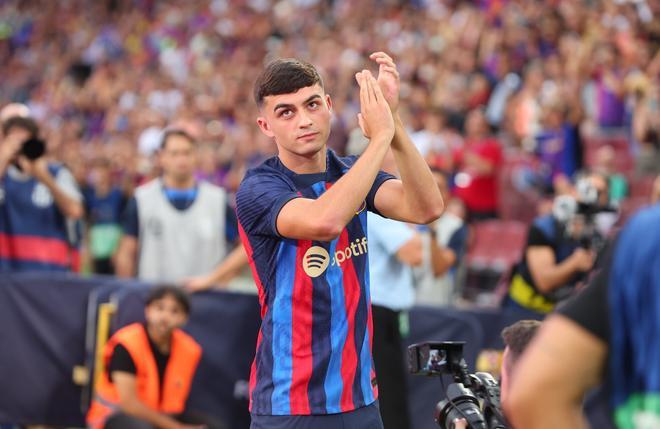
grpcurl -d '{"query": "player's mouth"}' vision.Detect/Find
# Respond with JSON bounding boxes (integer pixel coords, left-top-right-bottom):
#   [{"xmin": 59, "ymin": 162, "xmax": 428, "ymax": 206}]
[{"xmin": 297, "ymin": 131, "xmax": 320, "ymax": 141}]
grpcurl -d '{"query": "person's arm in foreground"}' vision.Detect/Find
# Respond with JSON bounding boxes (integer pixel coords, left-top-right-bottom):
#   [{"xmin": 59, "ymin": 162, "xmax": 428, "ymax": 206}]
[
  {"xmin": 112, "ymin": 372, "xmax": 205, "ymax": 429},
  {"xmin": 505, "ymin": 315, "xmax": 607, "ymax": 429},
  {"xmin": 276, "ymin": 71, "xmax": 395, "ymax": 241},
  {"xmin": 368, "ymin": 52, "xmax": 445, "ymax": 224}
]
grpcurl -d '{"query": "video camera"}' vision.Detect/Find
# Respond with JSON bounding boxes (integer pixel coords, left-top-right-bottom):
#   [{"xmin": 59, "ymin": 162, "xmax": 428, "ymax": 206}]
[{"xmin": 408, "ymin": 342, "xmax": 507, "ymax": 429}]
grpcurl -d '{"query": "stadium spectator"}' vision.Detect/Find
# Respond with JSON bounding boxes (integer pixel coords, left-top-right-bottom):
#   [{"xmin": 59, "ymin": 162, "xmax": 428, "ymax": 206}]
[
  {"xmin": 0, "ymin": 115, "xmax": 83, "ymax": 271},
  {"xmin": 652, "ymin": 175, "xmax": 660, "ymax": 205},
  {"xmin": 115, "ymin": 129, "xmax": 239, "ymax": 284},
  {"xmin": 533, "ymin": 101, "xmax": 582, "ymax": 195},
  {"xmin": 506, "ymin": 205, "xmax": 660, "ymax": 429},
  {"xmin": 415, "ymin": 168, "xmax": 468, "ymax": 307},
  {"xmin": 593, "ymin": 145, "xmax": 629, "ymax": 205},
  {"xmin": 86, "ymin": 285, "xmax": 224, "ymax": 429},
  {"xmin": 83, "ymin": 158, "xmax": 126, "ymax": 275},
  {"xmin": 452, "ymin": 108, "xmax": 503, "ymax": 221}
]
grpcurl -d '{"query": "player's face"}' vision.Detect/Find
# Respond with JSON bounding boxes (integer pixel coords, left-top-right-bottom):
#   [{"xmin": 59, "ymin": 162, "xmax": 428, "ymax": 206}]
[
  {"xmin": 256, "ymin": 84, "xmax": 332, "ymax": 158},
  {"xmin": 144, "ymin": 295, "xmax": 187, "ymax": 339},
  {"xmin": 159, "ymin": 135, "xmax": 196, "ymax": 182}
]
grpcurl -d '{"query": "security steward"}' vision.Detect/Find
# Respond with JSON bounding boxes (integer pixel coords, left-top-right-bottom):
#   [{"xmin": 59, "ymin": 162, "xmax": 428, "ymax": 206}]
[{"xmin": 87, "ymin": 286, "xmax": 222, "ymax": 429}]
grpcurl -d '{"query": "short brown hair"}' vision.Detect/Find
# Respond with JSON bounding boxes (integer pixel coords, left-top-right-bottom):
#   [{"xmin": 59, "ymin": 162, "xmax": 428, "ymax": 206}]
[
  {"xmin": 253, "ymin": 58, "xmax": 324, "ymax": 106},
  {"xmin": 2, "ymin": 115, "xmax": 38, "ymax": 138},
  {"xmin": 160, "ymin": 128, "xmax": 195, "ymax": 150},
  {"xmin": 501, "ymin": 320, "xmax": 541, "ymax": 364},
  {"xmin": 146, "ymin": 285, "xmax": 191, "ymax": 315}
]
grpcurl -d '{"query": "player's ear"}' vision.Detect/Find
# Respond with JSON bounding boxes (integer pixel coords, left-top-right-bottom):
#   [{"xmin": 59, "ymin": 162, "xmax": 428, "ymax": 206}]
[
  {"xmin": 256, "ymin": 117, "xmax": 274, "ymax": 138},
  {"xmin": 325, "ymin": 94, "xmax": 333, "ymax": 112}
]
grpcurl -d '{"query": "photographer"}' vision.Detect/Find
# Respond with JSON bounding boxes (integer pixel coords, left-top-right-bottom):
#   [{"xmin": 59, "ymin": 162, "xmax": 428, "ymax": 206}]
[
  {"xmin": 0, "ymin": 115, "xmax": 83, "ymax": 271},
  {"xmin": 504, "ymin": 174, "xmax": 610, "ymax": 316},
  {"xmin": 506, "ymin": 205, "xmax": 660, "ymax": 429},
  {"xmin": 445, "ymin": 320, "xmax": 541, "ymax": 429}
]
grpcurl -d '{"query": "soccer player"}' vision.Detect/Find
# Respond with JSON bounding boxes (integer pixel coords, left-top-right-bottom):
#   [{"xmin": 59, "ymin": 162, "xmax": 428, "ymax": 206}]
[{"xmin": 236, "ymin": 52, "xmax": 444, "ymax": 428}]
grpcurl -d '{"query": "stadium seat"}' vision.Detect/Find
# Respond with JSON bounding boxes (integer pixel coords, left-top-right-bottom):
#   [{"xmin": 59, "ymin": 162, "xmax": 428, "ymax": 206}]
[{"xmin": 629, "ymin": 175, "xmax": 656, "ymax": 199}]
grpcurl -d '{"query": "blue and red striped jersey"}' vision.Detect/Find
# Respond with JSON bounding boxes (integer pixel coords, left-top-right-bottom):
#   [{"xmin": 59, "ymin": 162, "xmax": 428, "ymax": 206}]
[
  {"xmin": 236, "ymin": 149, "xmax": 395, "ymax": 416},
  {"xmin": 0, "ymin": 164, "xmax": 80, "ymax": 271}
]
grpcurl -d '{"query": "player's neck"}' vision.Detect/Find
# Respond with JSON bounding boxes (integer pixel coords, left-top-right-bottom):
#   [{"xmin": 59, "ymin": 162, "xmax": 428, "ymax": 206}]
[
  {"xmin": 278, "ymin": 147, "xmax": 327, "ymax": 174},
  {"xmin": 146, "ymin": 326, "xmax": 172, "ymax": 354},
  {"xmin": 162, "ymin": 174, "xmax": 195, "ymax": 190}
]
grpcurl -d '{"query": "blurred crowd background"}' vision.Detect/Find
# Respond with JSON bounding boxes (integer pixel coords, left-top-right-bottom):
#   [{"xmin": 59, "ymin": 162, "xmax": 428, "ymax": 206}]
[{"xmin": 1, "ymin": 0, "xmax": 659, "ymax": 300}]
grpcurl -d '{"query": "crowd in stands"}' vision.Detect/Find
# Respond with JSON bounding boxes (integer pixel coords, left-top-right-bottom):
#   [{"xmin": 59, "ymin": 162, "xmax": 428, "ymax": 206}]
[{"xmin": 1, "ymin": 0, "xmax": 659, "ymax": 303}]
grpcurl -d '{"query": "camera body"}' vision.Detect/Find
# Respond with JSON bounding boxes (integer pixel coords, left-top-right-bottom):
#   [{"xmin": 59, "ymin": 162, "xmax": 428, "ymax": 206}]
[
  {"xmin": 408, "ymin": 342, "xmax": 507, "ymax": 429},
  {"xmin": 21, "ymin": 137, "xmax": 46, "ymax": 160},
  {"xmin": 552, "ymin": 177, "xmax": 617, "ymax": 254}
]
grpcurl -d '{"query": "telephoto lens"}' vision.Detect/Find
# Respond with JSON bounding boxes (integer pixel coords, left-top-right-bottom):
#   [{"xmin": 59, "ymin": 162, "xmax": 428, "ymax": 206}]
[{"xmin": 21, "ymin": 137, "xmax": 46, "ymax": 160}]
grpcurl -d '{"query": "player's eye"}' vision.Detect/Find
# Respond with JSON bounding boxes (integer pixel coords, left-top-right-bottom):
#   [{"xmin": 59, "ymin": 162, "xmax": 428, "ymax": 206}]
[
  {"xmin": 308, "ymin": 101, "xmax": 320, "ymax": 109},
  {"xmin": 278, "ymin": 109, "xmax": 293, "ymax": 118}
]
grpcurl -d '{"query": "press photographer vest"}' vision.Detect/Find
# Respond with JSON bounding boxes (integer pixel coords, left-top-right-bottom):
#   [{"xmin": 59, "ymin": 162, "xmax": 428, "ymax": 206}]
[
  {"xmin": 135, "ymin": 179, "xmax": 227, "ymax": 282},
  {"xmin": 86, "ymin": 323, "xmax": 201, "ymax": 429}
]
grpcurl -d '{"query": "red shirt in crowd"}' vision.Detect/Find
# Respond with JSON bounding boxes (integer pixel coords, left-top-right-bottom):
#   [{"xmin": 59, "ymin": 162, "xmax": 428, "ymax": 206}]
[{"xmin": 452, "ymin": 138, "xmax": 503, "ymax": 214}]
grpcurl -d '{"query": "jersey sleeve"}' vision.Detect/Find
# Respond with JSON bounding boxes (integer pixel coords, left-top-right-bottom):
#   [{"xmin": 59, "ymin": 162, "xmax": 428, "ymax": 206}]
[
  {"xmin": 527, "ymin": 224, "xmax": 553, "ymax": 247},
  {"xmin": 367, "ymin": 170, "xmax": 397, "ymax": 216},
  {"xmin": 225, "ymin": 201, "xmax": 239, "ymax": 242},
  {"xmin": 340, "ymin": 155, "xmax": 396, "ymax": 216},
  {"xmin": 108, "ymin": 343, "xmax": 137, "ymax": 381},
  {"xmin": 121, "ymin": 197, "xmax": 140, "ymax": 238},
  {"xmin": 236, "ymin": 173, "xmax": 300, "ymax": 238},
  {"xmin": 55, "ymin": 166, "xmax": 83, "ymax": 202}
]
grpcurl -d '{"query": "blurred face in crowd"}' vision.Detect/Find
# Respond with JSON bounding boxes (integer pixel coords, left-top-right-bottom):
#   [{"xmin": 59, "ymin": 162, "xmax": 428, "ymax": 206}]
[
  {"xmin": 91, "ymin": 162, "xmax": 111, "ymax": 189},
  {"xmin": 256, "ymin": 84, "xmax": 332, "ymax": 160},
  {"xmin": 159, "ymin": 134, "xmax": 196, "ymax": 183},
  {"xmin": 144, "ymin": 294, "xmax": 187, "ymax": 340},
  {"xmin": 465, "ymin": 109, "xmax": 489, "ymax": 140},
  {"xmin": 3, "ymin": 125, "xmax": 32, "ymax": 163}
]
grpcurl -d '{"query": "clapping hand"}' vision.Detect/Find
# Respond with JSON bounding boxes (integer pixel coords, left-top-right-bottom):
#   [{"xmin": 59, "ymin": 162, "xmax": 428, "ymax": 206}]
[
  {"xmin": 369, "ymin": 52, "xmax": 400, "ymax": 114},
  {"xmin": 355, "ymin": 70, "xmax": 394, "ymax": 143}
]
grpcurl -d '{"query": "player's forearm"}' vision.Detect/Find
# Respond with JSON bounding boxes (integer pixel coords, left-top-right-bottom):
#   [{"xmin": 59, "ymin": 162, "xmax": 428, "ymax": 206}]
[
  {"xmin": 391, "ymin": 115, "xmax": 444, "ymax": 223},
  {"xmin": 312, "ymin": 136, "xmax": 391, "ymax": 234}
]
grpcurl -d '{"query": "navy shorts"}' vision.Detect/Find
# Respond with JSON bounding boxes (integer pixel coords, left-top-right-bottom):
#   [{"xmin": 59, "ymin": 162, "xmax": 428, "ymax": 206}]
[{"xmin": 250, "ymin": 401, "xmax": 383, "ymax": 429}]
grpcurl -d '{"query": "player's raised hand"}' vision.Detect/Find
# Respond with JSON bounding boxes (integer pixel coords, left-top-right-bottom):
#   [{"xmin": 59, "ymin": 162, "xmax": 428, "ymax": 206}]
[
  {"xmin": 370, "ymin": 52, "xmax": 400, "ymax": 114},
  {"xmin": 355, "ymin": 70, "xmax": 394, "ymax": 143}
]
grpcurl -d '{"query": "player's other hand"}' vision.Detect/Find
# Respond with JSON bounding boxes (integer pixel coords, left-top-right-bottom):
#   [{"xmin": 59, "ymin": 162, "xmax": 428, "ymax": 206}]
[
  {"xmin": 355, "ymin": 70, "xmax": 394, "ymax": 143},
  {"xmin": 369, "ymin": 52, "xmax": 400, "ymax": 114}
]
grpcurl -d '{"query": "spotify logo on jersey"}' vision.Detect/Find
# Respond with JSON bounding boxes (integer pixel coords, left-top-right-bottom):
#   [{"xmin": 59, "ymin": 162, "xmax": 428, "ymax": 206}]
[{"xmin": 303, "ymin": 246, "xmax": 330, "ymax": 278}]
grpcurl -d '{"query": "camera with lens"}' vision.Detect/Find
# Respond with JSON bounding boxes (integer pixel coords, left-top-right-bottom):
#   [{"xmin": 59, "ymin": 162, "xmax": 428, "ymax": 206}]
[
  {"xmin": 20, "ymin": 137, "xmax": 46, "ymax": 160},
  {"xmin": 408, "ymin": 342, "xmax": 507, "ymax": 429},
  {"xmin": 552, "ymin": 177, "xmax": 617, "ymax": 254}
]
